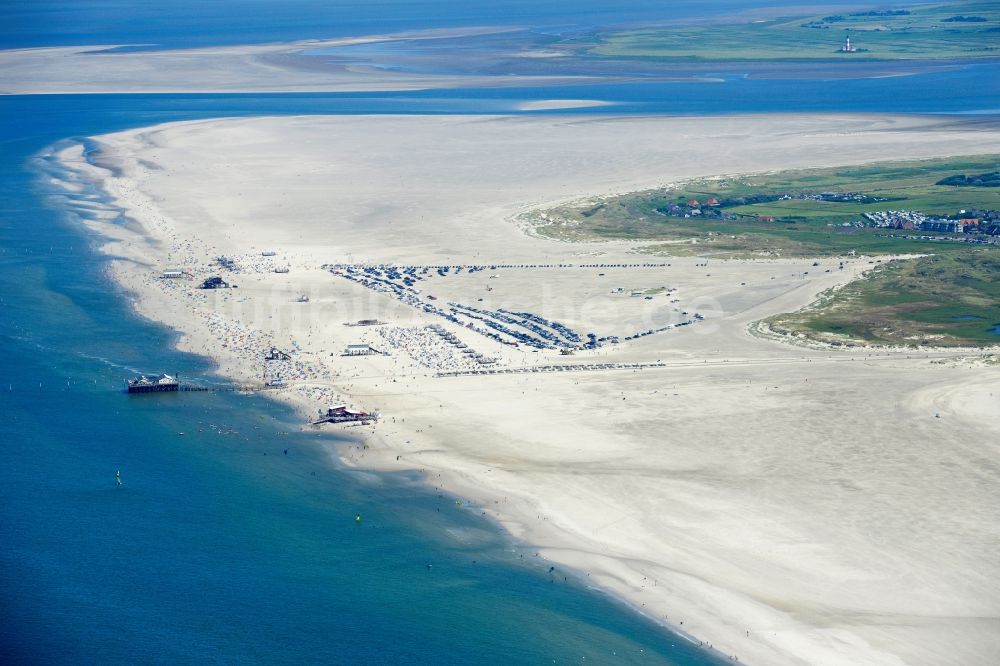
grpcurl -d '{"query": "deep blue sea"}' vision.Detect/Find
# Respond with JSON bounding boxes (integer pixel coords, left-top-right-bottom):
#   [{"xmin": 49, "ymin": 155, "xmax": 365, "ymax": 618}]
[{"xmin": 2, "ymin": 2, "xmax": 999, "ymax": 665}]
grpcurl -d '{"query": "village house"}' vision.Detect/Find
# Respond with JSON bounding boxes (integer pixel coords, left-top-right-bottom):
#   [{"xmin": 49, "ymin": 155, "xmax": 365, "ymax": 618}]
[
  {"xmin": 342, "ymin": 343, "xmax": 381, "ymax": 356},
  {"xmin": 265, "ymin": 346, "xmax": 292, "ymax": 361}
]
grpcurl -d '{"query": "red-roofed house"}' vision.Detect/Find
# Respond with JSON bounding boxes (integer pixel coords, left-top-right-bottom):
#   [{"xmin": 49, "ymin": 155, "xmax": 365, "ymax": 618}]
[
  {"xmin": 687, "ymin": 199, "xmax": 700, "ymax": 208},
  {"xmin": 706, "ymin": 197, "xmax": 721, "ymax": 206}
]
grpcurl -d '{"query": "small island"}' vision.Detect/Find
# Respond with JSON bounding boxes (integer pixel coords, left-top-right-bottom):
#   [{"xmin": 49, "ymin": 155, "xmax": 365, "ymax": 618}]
[{"xmin": 589, "ymin": 1, "xmax": 1000, "ymax": 60}]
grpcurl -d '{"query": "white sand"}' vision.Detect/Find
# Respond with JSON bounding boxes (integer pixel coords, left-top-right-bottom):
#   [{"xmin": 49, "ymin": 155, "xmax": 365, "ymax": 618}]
[
  {"xmin": 0, "ymin": 29, "xmax": 597, "ymax": 94},
  {"xmin": 56, "ymin": 114, "xmax": 1000, "ymax": 666},
  {"xmin": 517, "ymin": 99, "xmax": 615, "ymax": 110}
]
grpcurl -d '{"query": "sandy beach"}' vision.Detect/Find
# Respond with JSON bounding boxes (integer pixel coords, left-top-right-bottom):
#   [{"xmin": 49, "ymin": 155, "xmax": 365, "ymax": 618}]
[{"xmin": 53, "ymin": 114, "xmax": 1000, "ymax": 666}]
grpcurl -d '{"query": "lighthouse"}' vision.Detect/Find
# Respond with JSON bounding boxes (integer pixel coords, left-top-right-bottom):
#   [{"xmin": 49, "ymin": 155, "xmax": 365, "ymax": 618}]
[{"xmin": 841, "ymin": 35, "xmax": 856, "ymax": 52}]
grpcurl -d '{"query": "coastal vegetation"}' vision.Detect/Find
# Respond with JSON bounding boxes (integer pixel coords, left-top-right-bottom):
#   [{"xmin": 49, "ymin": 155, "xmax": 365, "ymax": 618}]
[
  {"xmin": 937, "ymin": 170, "xmax": 1000, "ymax": 187},
  {"xmin": 762, "ymin": 252, "xmax": 1000, "ymax": 347},
  {"xmin": 533, "ymin": 154, "xmax": 1000, "ymax": 346},
  {"xmin": 533, "ymin": 153, "xmax": 1000, "ymax": 256},
  {"xmin": 588, "ymin": 1, "xmax": 1000, "ymax": 61}
]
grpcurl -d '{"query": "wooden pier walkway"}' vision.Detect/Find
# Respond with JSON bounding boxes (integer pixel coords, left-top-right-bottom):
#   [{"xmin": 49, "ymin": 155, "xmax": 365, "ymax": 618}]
[{"xmin": 178, "ymin": 384, "xmax": 282, "ymax": 393}]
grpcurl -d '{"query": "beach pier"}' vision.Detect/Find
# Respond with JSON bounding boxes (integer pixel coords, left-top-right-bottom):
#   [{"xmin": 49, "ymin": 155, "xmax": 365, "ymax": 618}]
[
  {"xmin": 125, "ymin": 374, "xmax": 283, "ymax": 395},
  {"xmin": 125, "ymin": 373, "xmax": 179, "ymax": 393}
]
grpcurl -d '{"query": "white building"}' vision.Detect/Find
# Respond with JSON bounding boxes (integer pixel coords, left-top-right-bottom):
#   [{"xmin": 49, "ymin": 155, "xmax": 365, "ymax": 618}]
[{"xmin": 343, "ymin": 344, "xmax": 380, "ymax": 356}]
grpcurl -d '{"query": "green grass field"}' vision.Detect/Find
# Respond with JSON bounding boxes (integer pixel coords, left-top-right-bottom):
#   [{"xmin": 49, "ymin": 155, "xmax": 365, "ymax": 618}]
[
  {"xmin": 764, "ymin": 252, "xmax": 1000, "ymax": 346},
  {"xmin": 531, "ymin": 154, "xmax": 1000, "ymax": 346},
  {"xmin": 590, "ymin": 2, "xmax": 1000, "ymax": 61},
  {"xmin": 534, "ymin": 153, "xmax": 1000, "ymax": 257}
]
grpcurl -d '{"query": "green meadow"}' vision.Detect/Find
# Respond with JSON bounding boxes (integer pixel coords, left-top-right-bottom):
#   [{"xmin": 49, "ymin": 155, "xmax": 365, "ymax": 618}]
[
  {"xmin": 764, "ymin": 252, "xmax": 1000, "ymax": 346},
  {"xmin": 535, "ymin": 154, "xmax": 1000, "ymax": 256},
  {"xmin": 590, "ymin": 2, "xmax": 1000, "ymax": 61}
]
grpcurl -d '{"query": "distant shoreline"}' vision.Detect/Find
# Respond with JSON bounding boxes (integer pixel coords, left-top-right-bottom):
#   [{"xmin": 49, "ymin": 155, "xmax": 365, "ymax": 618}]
[{"xmin": 3, "ymin": 2, "xmax": 1000, "ymax": 95}]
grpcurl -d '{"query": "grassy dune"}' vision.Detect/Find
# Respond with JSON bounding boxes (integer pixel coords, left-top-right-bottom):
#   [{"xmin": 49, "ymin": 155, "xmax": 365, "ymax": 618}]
[
  {"xmin": 764, "ymin": 252, "xmax": 1000, "ymax": 346},
  {"xmin": 534, "ymin": 154, "xmax": 1000, "ymax": 256},
  {"xmin": 533, "ymin": 154, "xmax": 1000, "ymax": 346}
]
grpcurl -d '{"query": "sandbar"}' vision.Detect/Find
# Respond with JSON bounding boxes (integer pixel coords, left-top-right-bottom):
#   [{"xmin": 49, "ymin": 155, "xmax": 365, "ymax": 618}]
[{"xmin": 0, "ymin": 28, "xmax": 599, "ymax": 94}]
